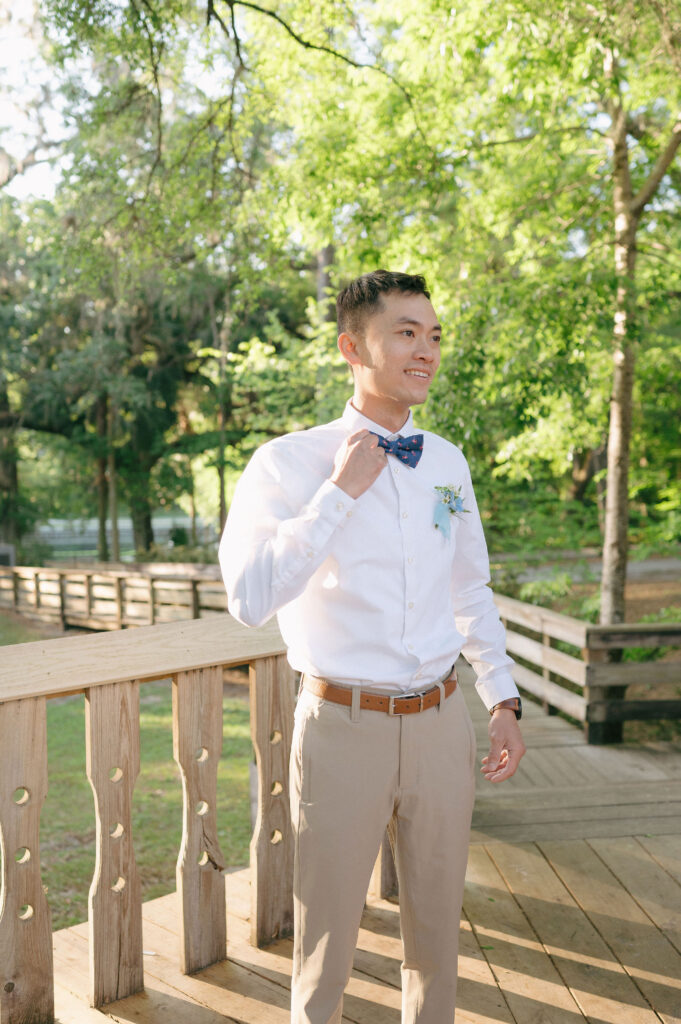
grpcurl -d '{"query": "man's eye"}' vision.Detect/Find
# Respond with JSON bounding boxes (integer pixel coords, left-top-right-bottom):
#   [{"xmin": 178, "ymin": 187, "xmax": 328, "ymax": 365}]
[
  {"xmin": 402, "ymin": 329, "xmax": 414, "ymax": 337},
  {"xmin": 433, "ymin": 336, "xmax": 441, "ymax": 344}
]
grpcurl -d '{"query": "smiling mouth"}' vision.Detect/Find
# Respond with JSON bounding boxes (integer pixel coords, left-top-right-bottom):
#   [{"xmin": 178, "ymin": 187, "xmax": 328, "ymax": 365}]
[{"xmin": 405, "ymin": 370, "xmax": 430, "ymax": 380}]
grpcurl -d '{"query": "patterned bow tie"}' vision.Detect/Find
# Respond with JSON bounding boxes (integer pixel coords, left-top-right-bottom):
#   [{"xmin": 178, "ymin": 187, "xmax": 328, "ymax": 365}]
[{"xmin": 372, "ymin": 432, "xmax": 424, "ymax": 468}]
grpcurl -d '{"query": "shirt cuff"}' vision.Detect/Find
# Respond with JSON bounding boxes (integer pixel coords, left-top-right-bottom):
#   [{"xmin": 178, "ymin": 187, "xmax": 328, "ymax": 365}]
[
  {"xmin": 306, "ymin": 478, "xmax": 357, "ymax": 530},
  {"xmin": 475, "ymin": 671, "xmax": 521, "ymax": 713}
]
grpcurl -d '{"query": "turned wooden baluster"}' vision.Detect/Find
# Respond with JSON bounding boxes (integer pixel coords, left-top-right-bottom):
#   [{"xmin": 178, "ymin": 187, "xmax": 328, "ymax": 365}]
[
  {"xmin": 249, "ymin": 654, "xmax": 297, "ymax": 946},
  {"xmin": 172, "ymin": 665, "xmax": 227, "ymax": 973},
  {"xmin": 0, "ymin": 697, "xmax": 53, "ymax": 1024},
  {"xmin": 85, "ymin": 681, "xmax": 143, "ymax": 1007}
]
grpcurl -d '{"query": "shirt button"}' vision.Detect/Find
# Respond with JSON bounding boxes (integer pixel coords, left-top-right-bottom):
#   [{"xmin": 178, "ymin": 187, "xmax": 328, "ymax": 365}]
[
  {"xmin": 407, "ymin": 556, "xmax": 414, "ymax": 565},
  {"xmin": 407, "ymin": 644, "xmax": 414, "ymax": 651},
  {"xmin": 306, "ymin": 550, "xmax": 314, "ymax": 558},
  {"xmin": 393, "ymin": 466, "xmax": 400, "ymax": 474},
  {"xmin": 336, "ymin": 502, "xmax": 344, "ymax": 511},
  {"xmin": 408, "ymin": 601, "xmax": 414, "ymax": 609},
  {"xmin": 402, "ymin": 511, "xmax": 408, "ymax": 519},
  {"xmin": 346, "ymin": 511, "xmax": 353, "ymax": 518}
]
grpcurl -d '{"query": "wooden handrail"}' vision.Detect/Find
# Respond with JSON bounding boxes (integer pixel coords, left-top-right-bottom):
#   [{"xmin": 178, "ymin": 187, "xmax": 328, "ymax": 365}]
[
  {"xmin": 0, "ymin": 616, "xmax": 284, "ymax": 702},
  {"xmin": 0, "ymin": 618, "xmax": 295, "ymax": 1021},
  {"xmin": 494, "ymin": 593, "xmax": 681, "ymax": 744},
  {"xmin": 0, "ymin": 564, "xmax": 227, "ymax": 632}
]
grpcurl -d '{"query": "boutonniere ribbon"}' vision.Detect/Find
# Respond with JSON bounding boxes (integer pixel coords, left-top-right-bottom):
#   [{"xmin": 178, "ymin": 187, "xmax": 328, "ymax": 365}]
[{"xmin": 433, "ymin": 484, "xmax": 470, "ymax": 538}]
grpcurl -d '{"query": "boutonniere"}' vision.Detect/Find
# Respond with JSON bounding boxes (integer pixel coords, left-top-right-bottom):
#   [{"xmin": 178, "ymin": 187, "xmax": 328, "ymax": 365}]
[{"xmin": 433, "ymin": 485, "xmax": 470, "ymax": 538}]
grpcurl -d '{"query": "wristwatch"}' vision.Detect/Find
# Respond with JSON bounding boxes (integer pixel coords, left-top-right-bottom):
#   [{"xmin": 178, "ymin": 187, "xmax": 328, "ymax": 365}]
[{"xmin": 490, "ymin": 697, "xmax": 522, "ymax": 720}]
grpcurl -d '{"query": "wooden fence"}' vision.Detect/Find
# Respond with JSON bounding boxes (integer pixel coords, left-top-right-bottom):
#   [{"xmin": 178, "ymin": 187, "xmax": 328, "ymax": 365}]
[
  {"xmin": 496, "ymin": 594, "xmax": 681, "ymax": 743},
  {"xmin": 0, "ymin": 564, "xmax": 226, "ymax": 630},
  {"xmin": 0, "ymin": 616, "xmax": 319, "ymax": 1021}
]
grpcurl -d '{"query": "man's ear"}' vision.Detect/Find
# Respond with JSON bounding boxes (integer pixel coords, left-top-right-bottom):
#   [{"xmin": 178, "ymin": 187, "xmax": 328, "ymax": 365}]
[{"xmin": 338, "ymin": 331, "xmax": 363, "ymax": 369}]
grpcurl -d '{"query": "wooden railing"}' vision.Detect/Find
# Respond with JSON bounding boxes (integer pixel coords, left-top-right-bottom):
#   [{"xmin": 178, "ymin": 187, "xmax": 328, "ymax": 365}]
[
  {"xmin": 0, "ymin": 564, "xmax": 226, "ymax": 630},
  {"xmin": 496, "ymin": 594, "xmax": 681, "ymax": 743},
  {"xmin": 0, "ymin": 616, "xmax": 303, "ymax": 1020}
]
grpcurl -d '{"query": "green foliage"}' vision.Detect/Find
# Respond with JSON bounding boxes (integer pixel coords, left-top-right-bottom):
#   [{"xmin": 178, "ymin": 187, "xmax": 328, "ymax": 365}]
[
  {"xmin": 518, "ymin": 571, "xmax": 574, "ymax": 607},
  {"xmin": 2, "ymin": 0, "xmax": 680, "ymax": 564},
  {"xmin": 622, "ymin": 606, "xmax": 681, "ymax": 663}
]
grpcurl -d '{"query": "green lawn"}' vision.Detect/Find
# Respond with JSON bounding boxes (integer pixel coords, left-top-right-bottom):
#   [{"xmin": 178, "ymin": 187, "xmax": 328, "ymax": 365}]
[
  {"xmin": 1, "ymin": 614, "xmax": 253, "ymax": 931},
  {"xmin": 0, "ymin": 609, "xmax": 63, "ymax": 645},
  {"xmin": 37, "ymin": 683, "xmax": 253, "ymax": 931}
]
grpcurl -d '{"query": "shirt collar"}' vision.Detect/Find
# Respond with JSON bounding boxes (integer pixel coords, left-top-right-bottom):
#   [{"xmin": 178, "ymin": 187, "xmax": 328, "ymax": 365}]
[{"xmin": 341, "ymin": 400, "xmax": 415, "ymax": 440}]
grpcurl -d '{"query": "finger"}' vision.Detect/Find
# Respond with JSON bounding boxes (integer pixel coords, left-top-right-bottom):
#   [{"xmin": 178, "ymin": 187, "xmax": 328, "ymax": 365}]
[{"xmin": 483, "ymin": 741, "xmax": 504, "ymax": 773}]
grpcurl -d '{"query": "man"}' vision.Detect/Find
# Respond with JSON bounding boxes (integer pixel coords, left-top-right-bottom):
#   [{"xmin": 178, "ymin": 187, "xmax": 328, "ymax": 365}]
[{"xmin": 219, "ymin": 269, "xmax": 525, "ymax": 1023}]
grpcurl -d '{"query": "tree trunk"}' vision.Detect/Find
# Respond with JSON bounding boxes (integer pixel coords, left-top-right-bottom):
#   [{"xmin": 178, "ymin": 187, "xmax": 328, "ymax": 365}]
[
  {"xmin": 96, "ymin": 396, "xmax": 109, "ymax": 562},
  {"xmin": 108, "ymin": 403, "xmax": 120, "ymax": 562},
  {"xmin": 130, "ymin": 495, "xmax": 154, "ymax": 556},
  {"xmin": 568, "ymin": 442, "xmax": 606, "ymax": 503},
  {"xmin": 316, "ymin": 244, "xmax": 335, "ymax": 320},
  {"xmin": 600, "ymin": 105, "xmax": 639, "ymax": 628},
  {"xmin": 0, "ymin": 380, "xmax": 19, "ymax": 544},
  {"xmin": 0, "ymin": 433, "xmax": 19, "ymax": 544},
  {"xmin": 209, "ymin": 291, "xmax": 231, "ymax": 532}
]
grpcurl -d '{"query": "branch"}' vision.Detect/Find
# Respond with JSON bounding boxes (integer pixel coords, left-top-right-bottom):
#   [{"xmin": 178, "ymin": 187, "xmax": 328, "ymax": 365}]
[
  {"xmin": 213, "ymin": 0, "xmax": 430, "ymax": 146},
  {"xmin": 131, "ymin": 0, "xmax": 165, "ymax": 189},
  {"xmin": 459, "ymin": 123, "xmax": 605, "ymax": 156},
  {"xmin": 649, "ymin": 0, "xmax": 681, "ymax": 78},
  {"xmin": 630, "ymin": 114, "xmax": 681, "ymax": 214},
  {"xmin": 0, "ymin": 139, "xmax": 65, "ymax": 189}
]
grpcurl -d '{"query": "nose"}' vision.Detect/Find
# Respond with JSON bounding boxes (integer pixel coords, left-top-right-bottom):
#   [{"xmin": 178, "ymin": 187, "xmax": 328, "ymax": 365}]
[{"xmin": 414, "ymin": 336, "xmax": 436, "ymax": 362}]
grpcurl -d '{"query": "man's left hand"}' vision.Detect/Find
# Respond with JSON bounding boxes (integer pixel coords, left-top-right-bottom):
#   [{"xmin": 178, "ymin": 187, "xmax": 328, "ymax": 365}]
[{"xmin": 481, "ymin": 709, "xmax": 526, "ymax": 783}]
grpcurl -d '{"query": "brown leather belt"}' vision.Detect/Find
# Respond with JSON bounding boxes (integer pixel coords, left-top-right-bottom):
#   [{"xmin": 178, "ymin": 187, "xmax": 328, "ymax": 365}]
[{"xmin": 303, "ymin": 668, "xmax": 457, "ymax": 715}]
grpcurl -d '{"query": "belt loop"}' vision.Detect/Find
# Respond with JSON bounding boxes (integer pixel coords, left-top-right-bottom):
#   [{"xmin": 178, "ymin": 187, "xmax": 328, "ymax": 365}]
[
  {"xmin": 436, "ymin": 680, "xmax": 446, "ymax": 712},
  {"xmin": 351, "ymin": 685, "xmax": 361, "ymax": 723}
]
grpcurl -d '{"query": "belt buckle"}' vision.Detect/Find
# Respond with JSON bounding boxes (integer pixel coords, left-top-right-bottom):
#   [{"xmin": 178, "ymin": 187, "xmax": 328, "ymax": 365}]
[{"xmin": 388, "ymin": 692, "xmax": 424, "ymax": 715}]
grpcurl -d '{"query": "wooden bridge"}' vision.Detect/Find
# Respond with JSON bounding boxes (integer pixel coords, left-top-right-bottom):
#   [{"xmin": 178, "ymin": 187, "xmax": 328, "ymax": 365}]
[{"xmin": 1, "ymin": 616, "xmax": 680, "ymax": 1023}]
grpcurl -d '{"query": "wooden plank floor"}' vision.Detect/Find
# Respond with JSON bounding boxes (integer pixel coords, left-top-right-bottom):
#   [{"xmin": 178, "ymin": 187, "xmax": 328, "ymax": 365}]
[{"xmin": 52, "ymin": 664, "xmax": 681, "ymax": 1023}]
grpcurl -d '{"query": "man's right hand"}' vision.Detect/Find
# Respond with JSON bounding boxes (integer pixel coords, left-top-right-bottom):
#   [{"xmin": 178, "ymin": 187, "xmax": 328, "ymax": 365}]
[{"xmin": 330, "ymin": 430, "xmax": 387, "ymax": 499}]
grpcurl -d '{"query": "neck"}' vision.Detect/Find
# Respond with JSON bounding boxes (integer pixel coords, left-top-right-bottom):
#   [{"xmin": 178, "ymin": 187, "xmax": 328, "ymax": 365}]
[{"xmin": 350, "ymin": 394, "xmax": 411, "ymax": 434}]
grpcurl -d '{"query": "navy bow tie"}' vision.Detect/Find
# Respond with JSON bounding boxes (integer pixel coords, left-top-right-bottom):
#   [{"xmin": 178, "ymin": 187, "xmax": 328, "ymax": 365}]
[{"xmin": 372, "ymin": 432, "xmax": 424, "ymax": 468}]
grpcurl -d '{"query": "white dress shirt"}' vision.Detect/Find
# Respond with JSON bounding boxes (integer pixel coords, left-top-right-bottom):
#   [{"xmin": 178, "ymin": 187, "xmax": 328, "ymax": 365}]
[{"xmin": 219, "ymin": 401, "xmax": 519, "ymax": 710}]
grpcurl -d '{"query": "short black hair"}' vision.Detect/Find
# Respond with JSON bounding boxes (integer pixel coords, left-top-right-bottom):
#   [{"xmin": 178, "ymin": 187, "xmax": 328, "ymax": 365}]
[{"xmin": 336, "ymin": 269, "xmax": 431, "ymax": 337}]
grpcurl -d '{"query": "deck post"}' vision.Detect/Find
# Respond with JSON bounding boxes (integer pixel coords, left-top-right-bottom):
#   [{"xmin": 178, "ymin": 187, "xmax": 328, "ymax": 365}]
[
  {"xmin": 541, "ymin": 630, "xmax": 558, "ymax": 715},
  {"xmin": 191, "ymin": 579, "xmax": 200, "ymax": 619},
  {"xmin": 148, "ymin": 577, "xmax": 156, "ymax": 625},
  {"xmin": 85, "ymin": 681, "xmax": 144, "ymax": 1007},
  {"xmin": 583, "ymin": 633, "xmax": 624, "ymax": 744},
  {"xmin": 172, "ymin": 665, "xmax": 227, "ymax": 973},
  {"xmin": 248, "ymin": 654, "xmax": 297, "ymax": 946},
  {"xmin": 58, "ymin": 571, "xmax": 67, "ymax": 628},
  {"xmin": 0, "ymin": 697, "xmax": 54, "ymax": 1024},
  {"xmin": 115, "ymin": 577, "xmax": 124, "ymax": 628}
]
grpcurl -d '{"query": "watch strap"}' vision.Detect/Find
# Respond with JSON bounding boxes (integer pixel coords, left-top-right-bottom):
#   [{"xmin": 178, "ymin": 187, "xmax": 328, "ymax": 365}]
[{"xmin": 490, "ymin": 697, "xmax": 522, "ymax": 720}]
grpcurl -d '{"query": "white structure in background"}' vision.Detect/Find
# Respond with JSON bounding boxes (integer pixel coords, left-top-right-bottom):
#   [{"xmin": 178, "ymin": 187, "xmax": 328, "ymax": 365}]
[{"xmin": 26, "ymin": 517, "xmax": 215, "ymax": 557}]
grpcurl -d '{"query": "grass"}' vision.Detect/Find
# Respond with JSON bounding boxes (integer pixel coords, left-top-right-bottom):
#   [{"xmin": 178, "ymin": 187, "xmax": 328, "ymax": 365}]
[
  {"xmin": 0, "ymin": 612, "xmax": 254, "ymax": 931},
  {"xmin": 0, "ymin": 609, "xmax": 63, "ymax": 645},
  {"xmin": 3, "ymin": 678, "xmax": 253, "ymax": 932}
]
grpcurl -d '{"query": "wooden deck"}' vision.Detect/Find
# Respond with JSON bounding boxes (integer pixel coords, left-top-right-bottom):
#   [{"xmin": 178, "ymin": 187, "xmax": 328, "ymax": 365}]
[{"xmin": 51, "ymin": 664, "xmax": 681, "ymax": 1023}]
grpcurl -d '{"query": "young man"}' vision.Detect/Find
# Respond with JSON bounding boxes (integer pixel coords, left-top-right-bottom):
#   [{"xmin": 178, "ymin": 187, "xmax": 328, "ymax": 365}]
[{"xmin": 219, "ymin": 269, "xmax": 525, "ymax": 1024}]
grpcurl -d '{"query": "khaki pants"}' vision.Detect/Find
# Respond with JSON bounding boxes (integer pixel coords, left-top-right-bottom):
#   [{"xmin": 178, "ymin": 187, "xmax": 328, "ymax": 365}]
[{"xmin": 289, "ymin": 678, "xmax": 476, "ymax": 1024}]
